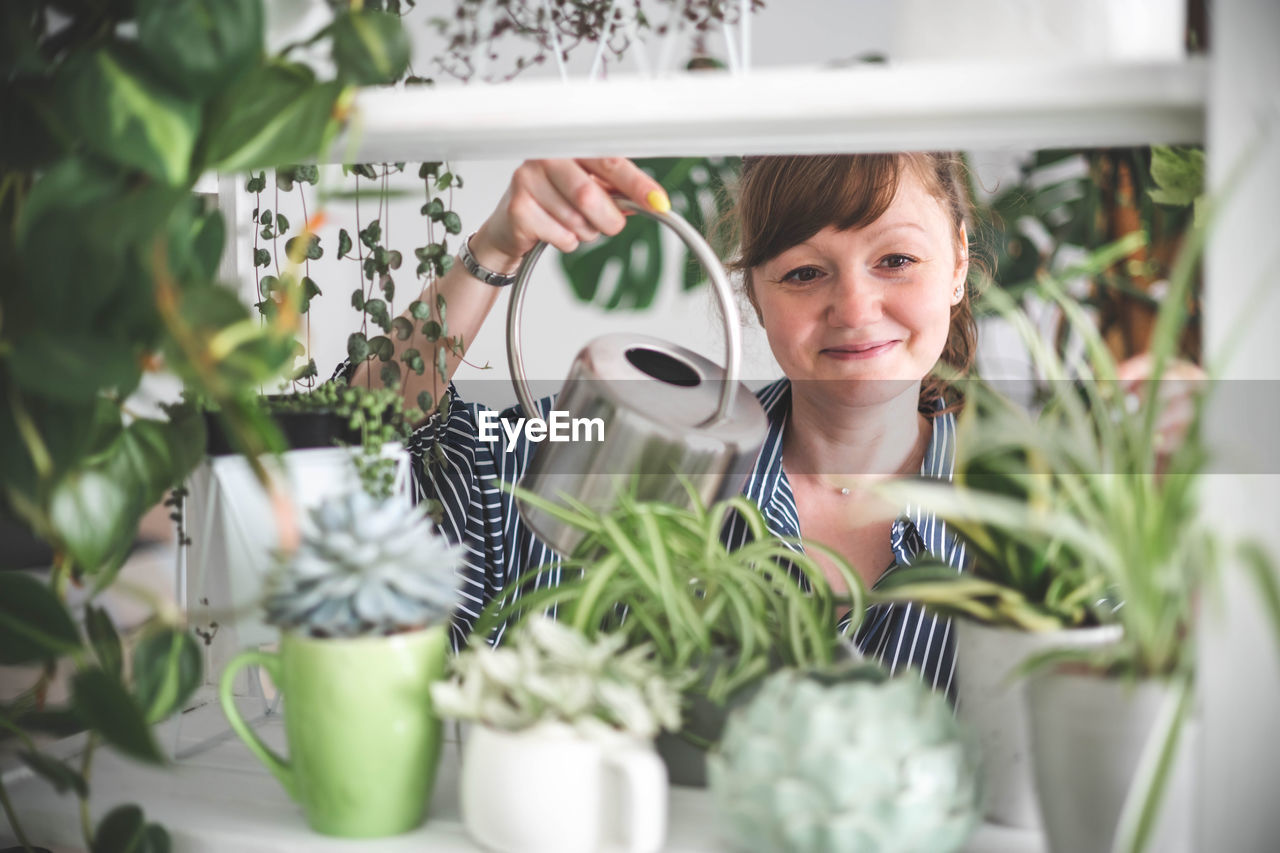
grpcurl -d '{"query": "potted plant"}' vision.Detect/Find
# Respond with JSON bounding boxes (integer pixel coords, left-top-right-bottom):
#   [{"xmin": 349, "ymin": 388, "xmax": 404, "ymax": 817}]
[
  {"xmin": 867, "ymin": 346, "xmax": 1124, "ymax": 830},
  {"xmin": 877, "ymin": 264, "xmax": 1280, "ymax": 852},
  {"xmin": 432, "ymin": 615, "xmax": 681, "ymax": 853},
  {"xmin": 474, "ymin": 484, "xmax": 867, "ymax": 786},
  {"xmin": 709, "ymin": 662, "xmax": 984, "ymax": 853},
  {"xmin": 217, "ymin": 490, "xmax": 465, "ymax": 838},
  {"xmin": 1, "ymin": 0, "xmax": 413, "ymax": 846}
]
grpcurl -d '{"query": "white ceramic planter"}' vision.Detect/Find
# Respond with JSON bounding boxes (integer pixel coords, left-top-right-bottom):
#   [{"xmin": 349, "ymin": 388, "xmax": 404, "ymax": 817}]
[
  {"xmin": 891, "ymin": 0, "xmax": 1186, "ymax": 63},
  {"xmin": 1026, "ymin": 672, "xmax": 1196, "ymax": 853},
  {"xmin": 185, "ymin": 444, "xmax": 410, "ymax": 674},
  {"xmin": 460, "ymin": 722, "xmax": 668, "ymax": 853},
  {"xmin": 953, "ymin": 620, "xmax": 1121, "ymax": 829}
]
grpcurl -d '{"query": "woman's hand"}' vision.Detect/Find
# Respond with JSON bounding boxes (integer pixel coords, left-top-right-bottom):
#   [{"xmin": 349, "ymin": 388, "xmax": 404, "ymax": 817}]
[
  {"xmin": 468, "ymin": 158, "xmax": 670, "ymax": 273},
  {"xmin": 1116, "ymin": 352, "xmax": 1207, "ymax": 459}
]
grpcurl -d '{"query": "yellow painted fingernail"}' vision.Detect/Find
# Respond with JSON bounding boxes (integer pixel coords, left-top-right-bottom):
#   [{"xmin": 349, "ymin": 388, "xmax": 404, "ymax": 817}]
[{"xmin": 647, "ymin": 189, "xmax": 671, "ymax": 214}]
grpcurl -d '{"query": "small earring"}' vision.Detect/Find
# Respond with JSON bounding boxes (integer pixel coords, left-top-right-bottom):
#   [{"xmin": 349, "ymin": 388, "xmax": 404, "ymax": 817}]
[{"xmin": 953, "ymin": 284, "xmax": 965, "ymax": 301}]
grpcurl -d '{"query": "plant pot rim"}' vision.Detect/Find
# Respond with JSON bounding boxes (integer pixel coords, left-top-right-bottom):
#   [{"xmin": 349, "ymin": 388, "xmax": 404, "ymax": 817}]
[
  {"xmin": 279, "ymin": 624, "xmax": 445, "ymax": 648},
  {"xmin": 955, "ymin": 618, "xmax": 1123, "ymax": 638}
]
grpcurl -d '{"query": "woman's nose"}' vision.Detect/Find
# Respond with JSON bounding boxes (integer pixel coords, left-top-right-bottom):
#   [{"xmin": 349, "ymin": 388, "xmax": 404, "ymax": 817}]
[{"xmin": 826, "ymin": 273, "xmax": 882, "ymax": 328}]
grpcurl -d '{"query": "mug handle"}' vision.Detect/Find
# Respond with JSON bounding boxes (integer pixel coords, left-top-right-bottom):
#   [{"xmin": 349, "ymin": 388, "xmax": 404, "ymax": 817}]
[
  {"xmin": 605, "ymin": 744, "xmax": 668, "ymax": 853},
  {"xmin": 219, "ymin": 649, "xmax": 297, "ymax": 800}
]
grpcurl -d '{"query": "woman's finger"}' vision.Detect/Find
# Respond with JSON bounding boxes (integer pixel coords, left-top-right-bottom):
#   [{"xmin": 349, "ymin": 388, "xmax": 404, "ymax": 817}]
[
  {"xmin": 580, "ymin": 157, "xmax": 671, "ymax": 217},
  {"xmin": 543, "ymin": 159, "xmax": 630, "ymax": 237},
  {"xmin": 516, "ymin": 161, "xmax": 602, "ymax": 243}
]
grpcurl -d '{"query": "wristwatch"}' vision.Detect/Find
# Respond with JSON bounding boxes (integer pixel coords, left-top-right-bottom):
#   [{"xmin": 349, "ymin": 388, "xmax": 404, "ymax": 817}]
[{"xmin": 457, "ymin": 232, "xmax": 518, "ymax": 288}]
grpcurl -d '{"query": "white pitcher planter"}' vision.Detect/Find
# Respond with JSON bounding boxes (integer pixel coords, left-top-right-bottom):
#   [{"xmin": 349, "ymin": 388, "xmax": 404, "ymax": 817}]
[
  {"xmin": 1026, "ymin": 673, "xmax": 1196, "ymax": 853},
  {"xmin": 953, "ymin": 620, "xmax": 1121, "ymax": 829},
  {"xmin": 460, "ymin": 722, "xmax": 668, "ymax": 853}
]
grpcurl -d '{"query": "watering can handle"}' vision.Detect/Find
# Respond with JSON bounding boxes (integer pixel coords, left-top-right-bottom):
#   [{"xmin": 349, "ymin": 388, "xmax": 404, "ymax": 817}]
[{"xmin": 506, "ymin": 197, "xmax": 742, "ymax": 429}]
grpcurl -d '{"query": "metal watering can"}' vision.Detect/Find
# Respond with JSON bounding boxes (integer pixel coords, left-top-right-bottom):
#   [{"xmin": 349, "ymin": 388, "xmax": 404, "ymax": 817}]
[{"xmin": 505, "ymin": 198, "xmax": 768, "ymax": 557}]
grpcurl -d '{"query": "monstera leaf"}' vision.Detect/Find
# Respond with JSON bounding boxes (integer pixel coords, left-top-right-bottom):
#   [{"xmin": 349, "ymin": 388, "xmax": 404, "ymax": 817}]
[{"xmin": 558, "ymin": 157, "xmax": 740, "ymax": 311}]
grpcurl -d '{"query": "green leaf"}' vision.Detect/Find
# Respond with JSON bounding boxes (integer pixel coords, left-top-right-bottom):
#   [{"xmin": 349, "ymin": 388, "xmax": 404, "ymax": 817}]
[
  {"xmin": 7, "ymin": 333, "xmax": 140, "ymax": 404},
  {"xmin": 203, "ymin": 63, "xmax": 342, "ymax": 173},
  {"xmin": 391, "ymin": 316, "xmax": 414, "ymax": 340},
  {"xmin": 368, "ymin": 335, "xmax": 394, "ymax": 361},
  {"xmin": 421, "ymin": 198, "xmax": 444, "ymax": 220},
  {"xmin": 285, "ymin": 233, "xmax": 322, "ymax": 262},
  {"xmin": 382, "ymin": 277, "xmax": 395, "ymax": 302},
  {"xmin": 351, "ymin": 288, "xmax": 365, "ymax": 311},
  {"xmin": 18, "ymin": 750, "xmax": 88, "ymax": 798},
  {"xmin": 92, "ymin": 804, "xmax": 146, "ymax": 853},
  {"xmin": 402, "ymin": 348, "xmax": 424, "ymax": 374},
  {"xmin": 50, "ymin": 468, "xmax": 136, "ymax": 574},
  {"xmin": 331, "ymin": 10, "xmax": 411, "ymax": 86},
  {"xmin": 254, "ymin": 247, "xmax": 271, "ymax": 267},
  {"xmin": 0, "ymin": 574, "xmax": 82, "ymax": 665},
  {"xmin": 275, "ymin": 212, "xmax": 290, "ymax": 234},
  {"xmin": 408, "ymin": 299, "xmax": 430, "ymax": 319},
  {"xmin": 56, "ymin": 48, "xmax": 200, "ymax": 185},
  {"xmin": 72, "ymin": 669, "xmax": 164, "ymax": 765},
  {"xmin": 189, "ymin": 209, "xmax": 226, "ymax": 281},
  {"xmin": 417, "ymin": 391, "xmax": 434, "ymax": 412},
  {"xmin": 418, "ymin": 162, "xmax": 441, "ymax": 179},
  {"xmin": 435, "ymin": 171, "xmax": 453, "ymax": 191},
  {"xmin": 421, "ymin": 320, "xmax": 442, "ymax": 341},
  {"xmin": 359, "ymin": 219, "xmax": 382, "ymax": 249},
  {"xmin": 338, "ymin": 228, "xmax": 352, "ymax": 258},
  {"xmin": 1148, "ymin": 146, "xmax": 1204, "ymax": 209},
  {"xmin": 86, "ymin": 605, "xmax": 124, "ymax": 678},
  {"xmin": 365, "ymin": 298, "xmax": 391, "ymax": 331},
  {"xmin": 347, "ymin": 332, "xmax": 370, "ymax": 363},
  {"xmin": 379, "ymin": 361, "xmax": 401, "ymax": 388},
  {"xmin": 300, "ymin": 276, "xmax": 322, "ymax": 313},
  {"xmin": 136, "ymin": 0, "xmax": 262, "ymax": 97},
  {"xmin": 132, "ymin": 628, "xmax": 201, "ymax": 724},
  {"xmin": 441, "ymin": 211, "xmax": 462, "ymax": 234}
]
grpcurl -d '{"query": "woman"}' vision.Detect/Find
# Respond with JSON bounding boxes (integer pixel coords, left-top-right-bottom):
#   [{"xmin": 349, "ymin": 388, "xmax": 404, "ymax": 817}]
[{"xmin": 355, "ymin": 153, "xmax": 980, "ymax": 695}]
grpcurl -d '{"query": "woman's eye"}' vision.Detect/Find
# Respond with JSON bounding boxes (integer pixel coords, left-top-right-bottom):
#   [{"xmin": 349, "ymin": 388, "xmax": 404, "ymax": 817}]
[
  {"xmin": 781, "ymin": 266, "xmax": 822, "ymax": 283},
  {"xmin": 877, "ymin": 254, "xmax": 917, "ymax": 271}
]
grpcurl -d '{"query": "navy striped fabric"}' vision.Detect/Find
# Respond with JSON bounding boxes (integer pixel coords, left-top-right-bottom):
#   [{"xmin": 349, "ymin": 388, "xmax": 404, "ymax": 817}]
[{"xmin": 406, "ymin": 375, "xmax": 967, "ymax": 695}]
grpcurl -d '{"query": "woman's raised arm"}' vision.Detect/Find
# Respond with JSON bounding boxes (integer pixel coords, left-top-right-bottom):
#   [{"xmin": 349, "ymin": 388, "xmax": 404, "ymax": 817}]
[{"xmin": 350, "ymin": 158, "xmax": 670, "ymax": 418}]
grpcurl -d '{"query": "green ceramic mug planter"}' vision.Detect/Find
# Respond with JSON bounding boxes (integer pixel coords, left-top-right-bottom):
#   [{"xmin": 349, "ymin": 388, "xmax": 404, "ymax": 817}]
[{"xmin": 219, "ymin": 626, "xmax": 449, "ymax": 838}]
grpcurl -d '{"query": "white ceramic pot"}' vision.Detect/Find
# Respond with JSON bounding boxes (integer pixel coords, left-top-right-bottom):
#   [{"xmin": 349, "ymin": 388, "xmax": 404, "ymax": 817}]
[
  {"xmin": 891, "ymin": 0, "xmax": 1186, "ymax": 63},
  {"xmin": 953, "ymin": 620, "xmax": 1121, "ymax": 829},
  {"xmin": 460, "ymin": 722, "xmax": 668, "ymax": 853},
  {"xmin": 1026, "ymin": 672, "xmax": 1196, "ymax": 853}
]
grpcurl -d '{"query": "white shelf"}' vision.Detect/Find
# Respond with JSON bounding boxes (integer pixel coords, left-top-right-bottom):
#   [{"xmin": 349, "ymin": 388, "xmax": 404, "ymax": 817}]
[
  {"xmin": 346, "ymin": 59, "xmax": 1206, "ymax": 162},
  {"xmin": 1, "ymin": 700, "xmax": 1043, "ymax": 853}
]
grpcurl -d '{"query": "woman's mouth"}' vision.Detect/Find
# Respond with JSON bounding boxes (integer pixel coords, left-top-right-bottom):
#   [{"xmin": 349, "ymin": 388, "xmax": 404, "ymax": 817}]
[{"xmin": 822, "ymin": 340, "xmax": 899, "ymax": 360}]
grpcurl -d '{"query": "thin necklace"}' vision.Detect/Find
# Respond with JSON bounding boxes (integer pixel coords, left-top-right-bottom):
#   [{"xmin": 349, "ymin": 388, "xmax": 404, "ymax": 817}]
[{"xmin": 794, "ymin": 418, "xmax": 931, "ymax": 497}]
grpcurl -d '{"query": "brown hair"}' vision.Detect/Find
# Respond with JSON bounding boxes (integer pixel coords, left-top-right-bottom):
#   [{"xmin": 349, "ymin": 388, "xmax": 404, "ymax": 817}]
[{"xmin": 724, "ymin": 153, "xmax": 979, "ymax": 416}]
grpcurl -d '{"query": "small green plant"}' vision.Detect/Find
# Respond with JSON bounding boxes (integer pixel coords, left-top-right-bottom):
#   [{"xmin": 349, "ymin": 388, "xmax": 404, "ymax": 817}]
[
  {"xmin": 263, "ymin": 491, "xmax": 464, "ymax": 638},
  {"xmin": 431, "ymin": 616, "xmax": 683, "ymax": 738},
  {"xmin": 475, "ymin": 484, "xmax": 867, "ymax": 704}
]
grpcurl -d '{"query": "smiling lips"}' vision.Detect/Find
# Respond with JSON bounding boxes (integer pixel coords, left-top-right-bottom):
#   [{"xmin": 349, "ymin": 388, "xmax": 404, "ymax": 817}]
[{"xmin": 822, "ymin": 340, "xmax": 899, "ymax": 360}]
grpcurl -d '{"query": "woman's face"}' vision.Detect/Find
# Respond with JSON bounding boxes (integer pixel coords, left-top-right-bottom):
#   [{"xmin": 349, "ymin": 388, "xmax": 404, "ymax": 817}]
[{"xmin": 751, "ymin": 169, "xmax": 967, "ymax": 406}]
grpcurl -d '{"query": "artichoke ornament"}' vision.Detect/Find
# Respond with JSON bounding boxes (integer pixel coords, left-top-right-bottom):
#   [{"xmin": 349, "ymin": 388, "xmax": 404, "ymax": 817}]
[
  {"xmin": 708, "ymin": 664, "xmax": 983, "ymax": 853},
  {"xmin": 264, "ymin": 492, "xmax": 465, "ymax": 637}
]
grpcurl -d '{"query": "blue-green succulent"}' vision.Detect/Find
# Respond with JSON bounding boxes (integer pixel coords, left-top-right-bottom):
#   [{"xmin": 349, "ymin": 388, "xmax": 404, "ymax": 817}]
[
  {"xmin": 709, "ymin": 664, "xmax": 983, "ymax": 853},
  {"xmin": 264, "ymin": 492, "xmax": 465, "ymax": 637}
]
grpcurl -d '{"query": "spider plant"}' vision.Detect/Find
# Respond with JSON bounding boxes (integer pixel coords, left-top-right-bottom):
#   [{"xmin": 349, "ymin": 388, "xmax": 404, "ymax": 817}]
[
  {"xmin": 873, "ymin": 224, "xmax": 1280, "ymax": 853},
  {"xmin": 472, "ymin": 483, "xmax": 866, "ymax": 704}
]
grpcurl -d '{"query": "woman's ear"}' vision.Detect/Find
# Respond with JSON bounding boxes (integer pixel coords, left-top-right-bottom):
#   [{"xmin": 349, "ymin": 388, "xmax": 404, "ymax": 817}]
[{"xmin": 952, "ymin": 223, "xmax": 970, "ymax": 305}]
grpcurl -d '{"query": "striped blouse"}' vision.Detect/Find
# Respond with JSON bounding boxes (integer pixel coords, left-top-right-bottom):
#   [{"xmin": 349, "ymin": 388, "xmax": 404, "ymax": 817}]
[{"xmin": 405, "ymin": 375, "xmax": 968, "ymax": 696}]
